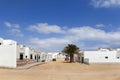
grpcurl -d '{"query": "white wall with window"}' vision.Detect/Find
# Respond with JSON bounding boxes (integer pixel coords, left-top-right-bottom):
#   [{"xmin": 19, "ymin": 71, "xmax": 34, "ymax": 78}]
[{"xmin": 81, "ymin": 49, "xmax": 120, "ymax": 64}]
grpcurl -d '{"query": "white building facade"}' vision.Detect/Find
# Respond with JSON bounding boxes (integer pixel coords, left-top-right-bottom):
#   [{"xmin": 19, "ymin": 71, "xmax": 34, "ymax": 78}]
[
  {"xmin": 0, "ymin": 38, "xmax": 17, "ymax": 68},
  {"xmin": 47, "ymin": 52, "xmax": 65, "ymax": 61},
  {"xmin": 79, "ymin": 48, "xmax": 120, "ymax": 64},
  {"xmin": 0, "ymin": 38, "xmax": 41, "ymax": 68}
]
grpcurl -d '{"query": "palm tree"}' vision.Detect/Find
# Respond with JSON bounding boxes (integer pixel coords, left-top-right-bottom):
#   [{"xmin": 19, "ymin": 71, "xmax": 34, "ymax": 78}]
[{"xmin": 62, "ymin": 44, "xmax": 80, "ymax": 63}]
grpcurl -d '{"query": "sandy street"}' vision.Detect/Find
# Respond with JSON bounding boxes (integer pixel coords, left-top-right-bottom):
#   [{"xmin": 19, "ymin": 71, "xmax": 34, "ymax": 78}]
[{"xmin": 0, "ymin": 59, "xmax": 120, "ymax": 80}]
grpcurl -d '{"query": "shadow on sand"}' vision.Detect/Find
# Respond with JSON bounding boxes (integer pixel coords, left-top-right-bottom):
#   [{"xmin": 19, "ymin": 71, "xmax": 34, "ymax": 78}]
[{"xmin": 62, "ymin": 61, "xmax": 75, "ymax": 63}]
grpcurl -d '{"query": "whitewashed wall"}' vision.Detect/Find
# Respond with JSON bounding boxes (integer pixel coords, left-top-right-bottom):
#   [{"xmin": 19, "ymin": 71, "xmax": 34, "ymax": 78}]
[
  {"xmin": 83, "ymin": 50, "xmax": 120, "ymax": 63},
  {"xmin": 0, "ymin": 45, "xmax": 17, "ymax": 68},
  {"xmin": 24, "ymin": 47, "xmax": 30, "ymax": 59},
  {"xmin": 116, "ymin": 50, "xmax": 120, "ymax": 58},
  {"xmin": 41, "ymin": 52, "xmax": 47, "ymax": 61},
  {"xmin": 17, "ymin": 44, "xmax": 25, "ymax": 59}
]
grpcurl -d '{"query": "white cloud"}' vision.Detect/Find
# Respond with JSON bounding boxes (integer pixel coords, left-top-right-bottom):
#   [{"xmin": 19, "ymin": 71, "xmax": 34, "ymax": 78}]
[
  {"xmin": 66, "ymin": 26, "xmax": 106, "ymax": 41},
  {"xmin": 67, "ymin": 26, "xmax": 120, "ymax": 43},
  {"xmin": 4, "ymin": 22, "xmax": 20, "ymax": 28},
  {"xmin": 4, "ymin": 22, "xmax": 24, "ymax": 37},
  {"xmin": 28, "ymin": 37, "xmax": 70, "ymax": 52},
  {"xmin": 117, "ymin": 27, "xmax": 120, "ymax": 31},
  {"xmin": 96, "ymin": 24, "xmax": 105, "ymax": 28},
  {"xmin": 4, "ymin": 22, "xmax": 11, "ymax": 27},
  {"xmin": 13, "ymin": 24, "xmax": 20, "ymax": 29},
  {"xmin": 28, "ymin": 23, "xmax": 65, "ymax": 34},
  {"xmin": 8, "ymin": 29, "xmax": 24, "ymax": 37},
  {"xmin": 91, "ymin": 0, "xmax": 120, "ymax": 8},
  {"xmin": 27, "ymin": 25, "xmax": 120, "ymax": 52}
]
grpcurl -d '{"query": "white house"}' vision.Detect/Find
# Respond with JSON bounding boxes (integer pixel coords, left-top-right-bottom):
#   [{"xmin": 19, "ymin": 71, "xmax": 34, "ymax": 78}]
[
  {"xmin": 57, "ymin": 53, "xmax": 66, "ymax": 59},
  {"xmin": 47, "ymin": 52, "xmax": 65, "ymax": 61},
  {"xmin": 79, "ymin": 48, "xmax": 120, "ymax": 64},
  {"xmin": 40, "ymin": 52, "xmax": 48, "ymax": 62},
  {"xmin": 46, "ymin": 53, "xmax": 53, "ymax": 61},
  {"xmin": 17, "ymin": 45, "xmax": 41, "ymax": 66},
  {"xmin": 0, "ymin": 38, "xmax": 17, "ymax": 68},
  {"xmin": 0, "ymin": 38, "xmax": 41, "ymax": 68}
]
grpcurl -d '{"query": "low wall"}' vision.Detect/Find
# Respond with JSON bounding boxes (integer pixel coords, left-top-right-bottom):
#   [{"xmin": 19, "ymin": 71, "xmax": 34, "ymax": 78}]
[
  {"xmin": 17, "ymin": 59, "xmax": 36, "ymax": 66},
  {"xmin": 85, "ymin": 58, "xmax": 120, "ymax": 64}
]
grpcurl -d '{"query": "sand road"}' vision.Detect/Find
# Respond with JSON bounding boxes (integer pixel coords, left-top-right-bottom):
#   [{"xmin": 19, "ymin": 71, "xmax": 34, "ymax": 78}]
[{"xmin": 0, "ymin": 59, "xmax": 120, "ymax": 80}]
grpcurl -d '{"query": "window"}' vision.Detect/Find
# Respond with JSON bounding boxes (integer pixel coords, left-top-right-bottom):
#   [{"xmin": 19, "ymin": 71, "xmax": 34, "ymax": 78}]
[
  {"xmin": 20, "ymin": 54, "xmax": 23, "ymax": 60},
  {"xmin": 30, "ymin": 54, "xmax": 33, "ymax": 59},
  {"xmin": 35, "ymin": 55, "xmax": 36, "ymax": 60},
  {"xmin": 39, "ymin": 56, "xmax": 40, "ymax": 59},
  {"xmin": 105, "ymin": 56, "xmax": 108, "ymax": 59}
]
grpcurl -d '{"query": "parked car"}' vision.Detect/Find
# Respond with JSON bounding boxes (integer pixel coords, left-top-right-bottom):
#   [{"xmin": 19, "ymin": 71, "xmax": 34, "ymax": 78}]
[
  {"xmin": 52, "ymin": 58, "xmax": 56, "ymax": 61},
  {"xmin": 65, "ymin": 57, "xmax": 69, "ymax": 61},
  {"xmin": 41, "ymin": 60, "xmax": 45, "ymax": 62}
]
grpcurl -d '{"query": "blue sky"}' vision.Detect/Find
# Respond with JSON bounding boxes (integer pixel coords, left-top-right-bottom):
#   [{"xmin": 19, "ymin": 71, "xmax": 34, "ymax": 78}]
[{"xmin": 0, "ymin": 0, "xmax": 120, "ymax": 52}]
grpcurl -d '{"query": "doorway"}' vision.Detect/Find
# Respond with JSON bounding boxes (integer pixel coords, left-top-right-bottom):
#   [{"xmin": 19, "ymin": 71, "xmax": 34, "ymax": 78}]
[
  {"xmin": 81, "ymin": 57, "xmax": 84, "ymax": 63},
  {"xmin": 20, "ymin": 54, "xmax": 23, "ymax": 60}
]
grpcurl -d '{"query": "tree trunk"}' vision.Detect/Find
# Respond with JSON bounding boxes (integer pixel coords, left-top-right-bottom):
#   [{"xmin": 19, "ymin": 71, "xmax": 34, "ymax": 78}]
[{"xmin": 70, "ymin": 54, "xmax": 74, "ymax": 63}]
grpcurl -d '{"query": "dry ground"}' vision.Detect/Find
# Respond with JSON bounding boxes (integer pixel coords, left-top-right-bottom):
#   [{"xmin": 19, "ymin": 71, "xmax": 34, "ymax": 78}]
[{"xmin": 1, "ymin": 59, "xmax": 120, "ymax": 80}]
